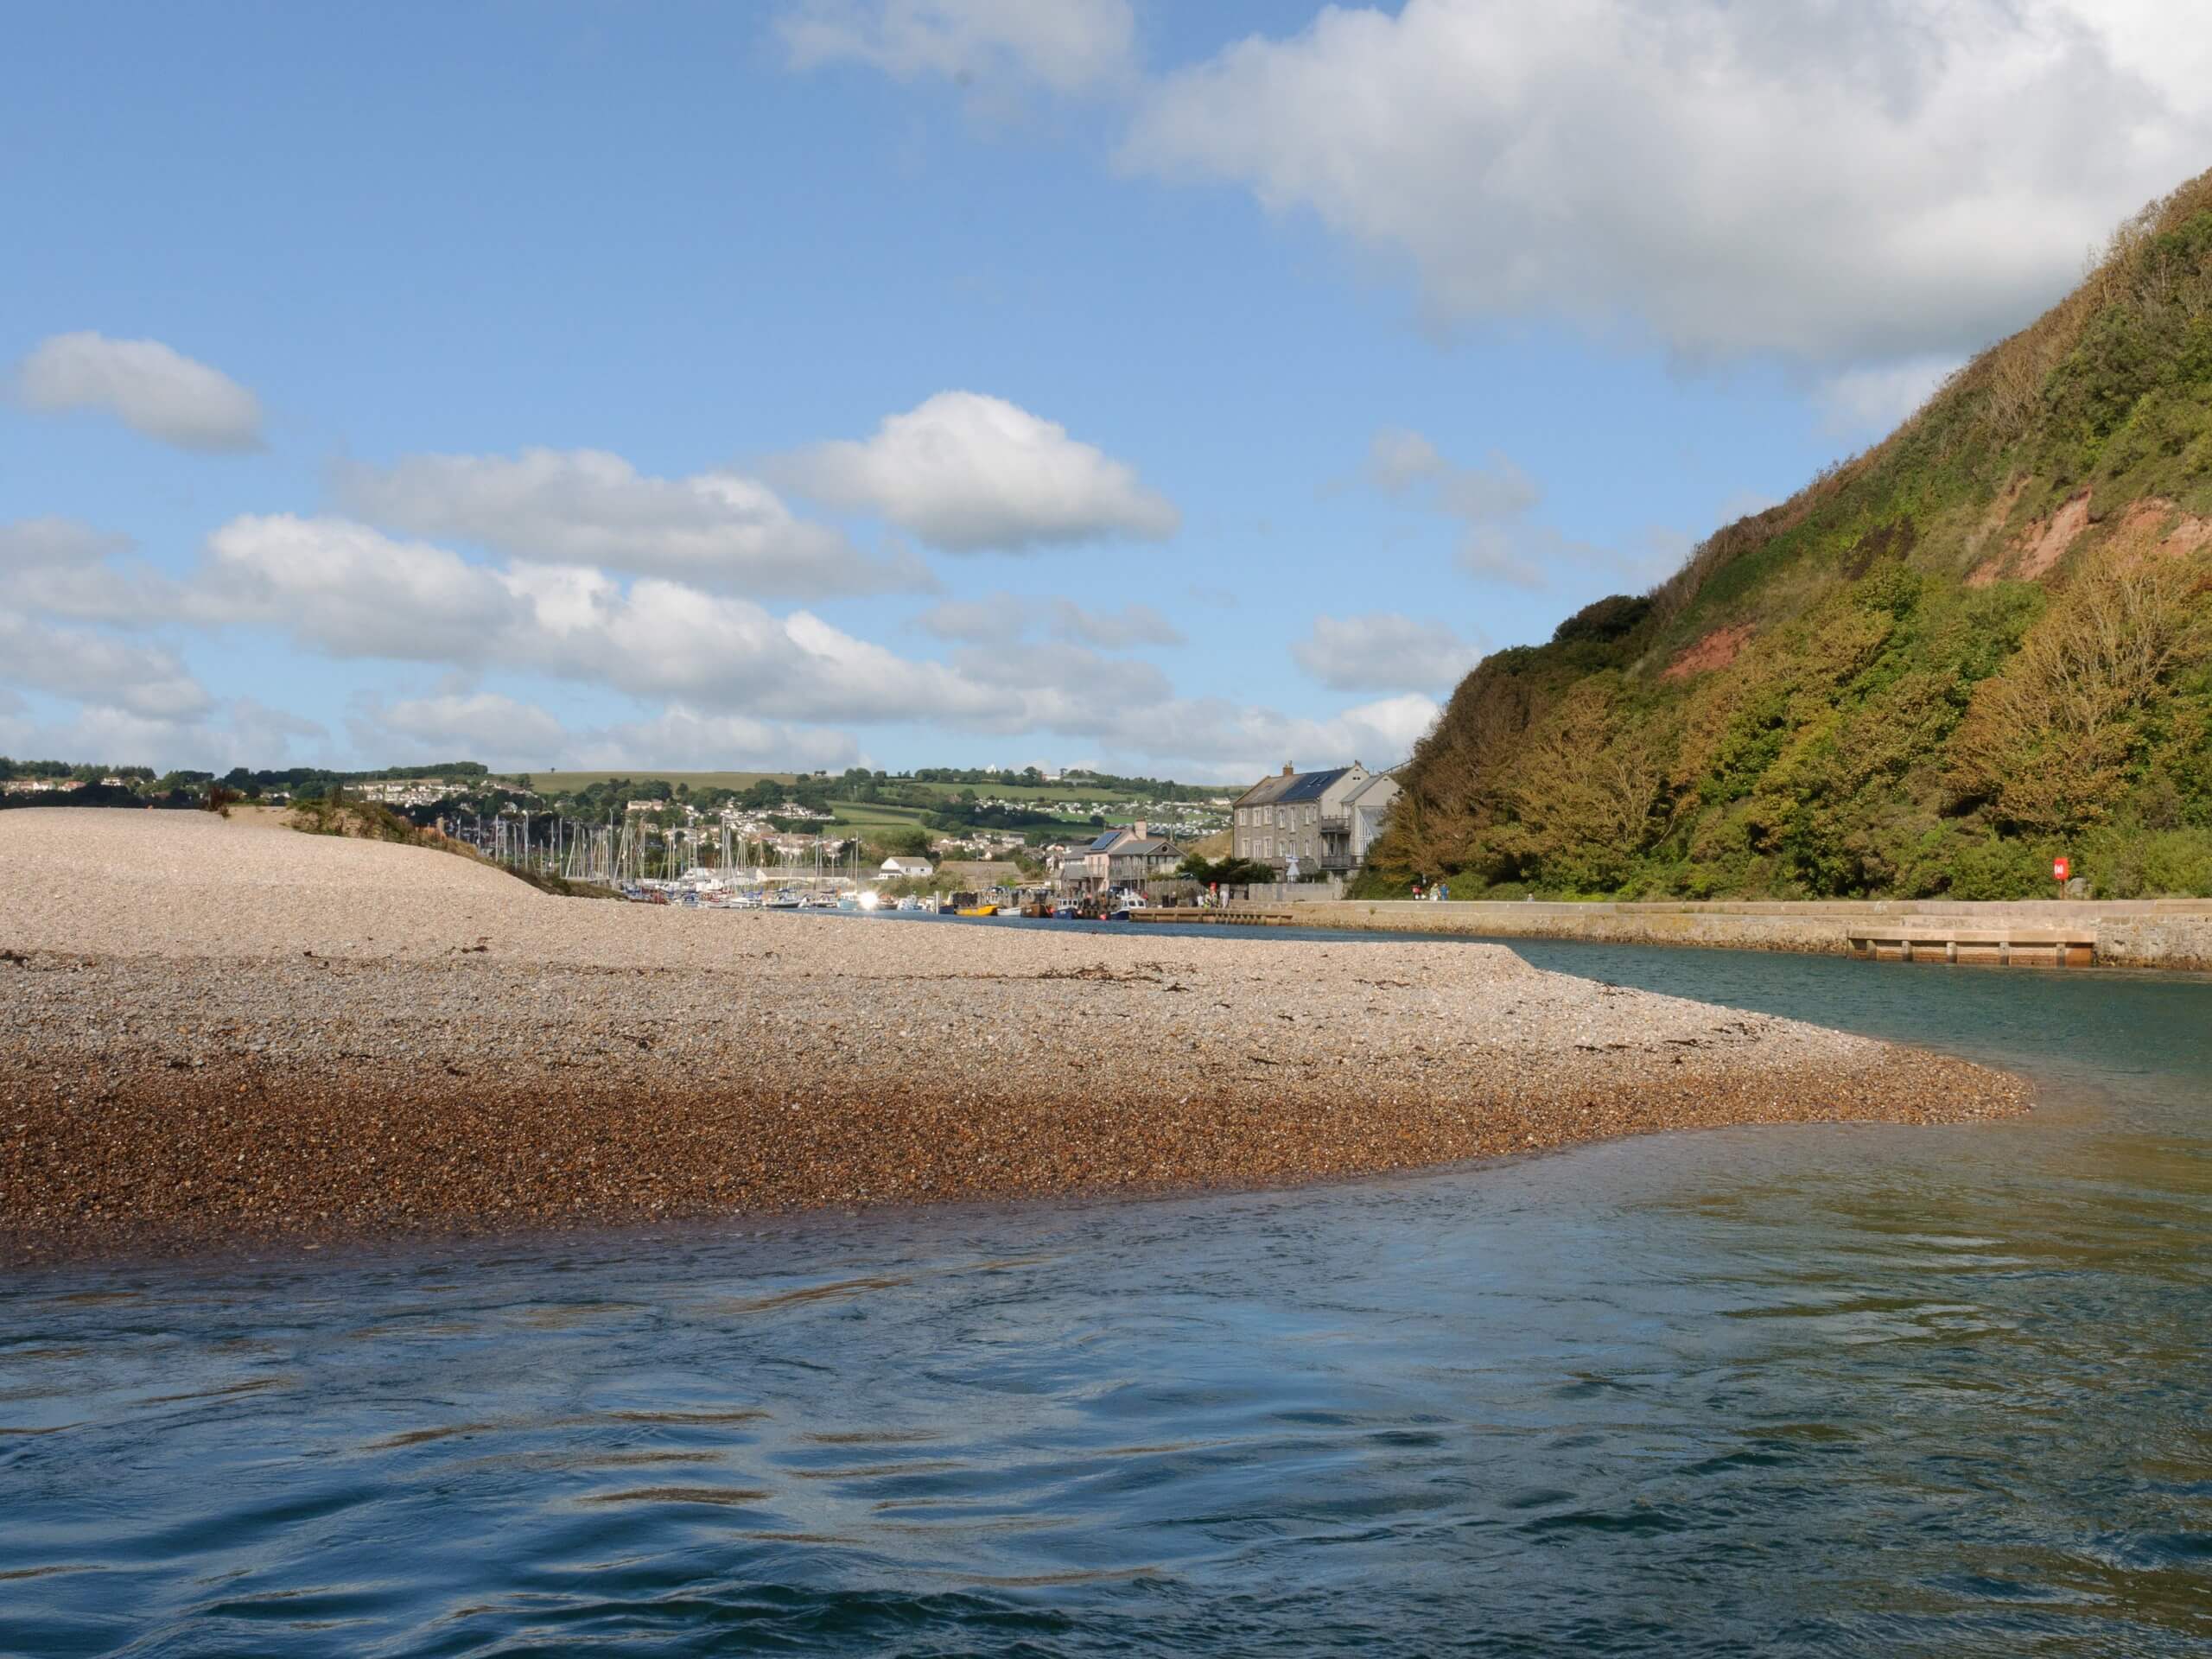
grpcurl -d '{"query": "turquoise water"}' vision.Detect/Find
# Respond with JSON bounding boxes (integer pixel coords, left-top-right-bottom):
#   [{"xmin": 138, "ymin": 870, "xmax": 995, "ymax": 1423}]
[{"xmin": 3, "ymin": 936, "xmax": 2208, "ymax": 1656}]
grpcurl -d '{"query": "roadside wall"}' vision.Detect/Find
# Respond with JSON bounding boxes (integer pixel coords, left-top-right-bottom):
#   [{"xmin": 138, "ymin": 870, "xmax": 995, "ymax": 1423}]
[{"xmin": 1259, "ymin": 898, "xmax": 2212, "ymax": 971}]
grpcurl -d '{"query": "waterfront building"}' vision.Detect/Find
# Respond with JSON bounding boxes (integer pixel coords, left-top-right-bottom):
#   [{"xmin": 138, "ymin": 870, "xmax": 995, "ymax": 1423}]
[
  {"xmin": 1230, "ymin": 762, "xmax": 1400, "ymax": 875},
  {"xmin": 1058, "ymin": 822, "xmax": 1179, "ymax": 896}
]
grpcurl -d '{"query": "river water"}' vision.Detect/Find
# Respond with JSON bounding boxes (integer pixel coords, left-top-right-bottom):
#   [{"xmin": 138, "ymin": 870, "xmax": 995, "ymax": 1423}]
[{"xmin": 3, "ymin": 933, "xmax": 2208, "ymax": 1656}]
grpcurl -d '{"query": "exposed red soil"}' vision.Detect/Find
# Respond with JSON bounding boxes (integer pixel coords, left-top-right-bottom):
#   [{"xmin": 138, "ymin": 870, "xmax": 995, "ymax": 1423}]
[
  {"xmin": 2015, "ymin": 492, "xmax": 2093, "ymax": 582},
  {"xmin": 2108, "ymin": 497, "xmax": 2212, "ymax": 563},
  {"xmin": 1662, "ymin": 623, "xmax": 1755, "ymax": 681}
]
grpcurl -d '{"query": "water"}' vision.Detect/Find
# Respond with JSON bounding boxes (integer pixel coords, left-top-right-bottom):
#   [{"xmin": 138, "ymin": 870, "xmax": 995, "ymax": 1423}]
[{"xmin": 3, "ymin": 937, "xmax": 2208, "ymax": 1656}]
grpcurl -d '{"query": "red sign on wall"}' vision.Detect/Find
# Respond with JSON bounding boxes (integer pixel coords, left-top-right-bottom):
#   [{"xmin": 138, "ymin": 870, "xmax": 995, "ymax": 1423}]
[{"xmin": 2053, "ymin": 855, "xmax": 2071, "ymax": 882}]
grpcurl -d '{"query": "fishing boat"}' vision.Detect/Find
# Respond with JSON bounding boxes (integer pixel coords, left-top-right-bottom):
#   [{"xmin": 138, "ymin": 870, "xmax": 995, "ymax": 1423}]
[{"xmin": 956, "ymin": 902, "xmax": 998, "ymax": 917}]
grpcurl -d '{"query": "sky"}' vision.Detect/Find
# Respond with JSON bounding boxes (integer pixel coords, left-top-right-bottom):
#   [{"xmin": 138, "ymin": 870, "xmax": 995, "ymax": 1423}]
[{"xmin": 4, "ymin": 0, "xmax": 2209, "ymax": 784}]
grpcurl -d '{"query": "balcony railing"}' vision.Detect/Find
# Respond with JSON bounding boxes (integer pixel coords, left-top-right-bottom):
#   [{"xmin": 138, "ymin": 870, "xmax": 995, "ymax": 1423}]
[
  {"xmin": 1319, "ymin": 851, "xmax": 1355, "ymax": 871},
  {"xmin": 1317, "ymin": 812, "xmax": 1351, "ymax": 832}
]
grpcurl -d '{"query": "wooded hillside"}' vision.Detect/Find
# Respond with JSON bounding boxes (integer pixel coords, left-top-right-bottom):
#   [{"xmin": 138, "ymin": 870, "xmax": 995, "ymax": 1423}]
[{"xmin": 1367, "ymin": 169, "xmax": 2212, "ymax": 900}]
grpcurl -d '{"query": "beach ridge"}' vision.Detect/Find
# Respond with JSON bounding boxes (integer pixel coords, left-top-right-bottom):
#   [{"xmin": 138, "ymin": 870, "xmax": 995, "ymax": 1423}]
[{"xmin": 0, "ymin": 811, "xmax": 2029, "ymax": 1264}]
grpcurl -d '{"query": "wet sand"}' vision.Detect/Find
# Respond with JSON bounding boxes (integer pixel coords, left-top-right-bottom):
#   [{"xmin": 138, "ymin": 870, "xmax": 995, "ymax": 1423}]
[{"xmin": 0, "ymin": 810, "xmax": 2029, "ymax": 1264}]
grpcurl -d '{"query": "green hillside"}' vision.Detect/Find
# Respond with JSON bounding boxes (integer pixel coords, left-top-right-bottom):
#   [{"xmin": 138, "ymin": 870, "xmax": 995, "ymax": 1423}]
[{"xmin": 1367, "ymin": 169, "xmax": 2212, "ymax": 901}]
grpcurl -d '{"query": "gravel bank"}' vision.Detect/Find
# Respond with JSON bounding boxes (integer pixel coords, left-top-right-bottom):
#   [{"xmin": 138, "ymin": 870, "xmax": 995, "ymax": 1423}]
[{"xmin": 0, "ymin": 810, "xmax": 2030, "ymax": 1264}]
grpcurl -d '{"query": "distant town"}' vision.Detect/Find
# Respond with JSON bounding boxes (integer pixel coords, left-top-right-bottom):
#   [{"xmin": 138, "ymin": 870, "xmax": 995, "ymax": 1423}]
[{"xmin": 0, "ymin": 755, "xmax": 1406, "ymax": 907}]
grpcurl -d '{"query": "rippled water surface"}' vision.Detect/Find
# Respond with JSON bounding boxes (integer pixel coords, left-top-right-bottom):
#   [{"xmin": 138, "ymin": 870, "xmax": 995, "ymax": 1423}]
[{"xmin": 3, "ymin": 935, "xmax": 2209, "ymax": 1656}]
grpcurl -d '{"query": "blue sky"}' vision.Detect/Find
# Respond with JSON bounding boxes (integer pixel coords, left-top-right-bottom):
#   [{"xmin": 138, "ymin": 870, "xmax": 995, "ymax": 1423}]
[{"xmin": 3, "ymin": 1, "xmax": 2205, "ymax": 781}]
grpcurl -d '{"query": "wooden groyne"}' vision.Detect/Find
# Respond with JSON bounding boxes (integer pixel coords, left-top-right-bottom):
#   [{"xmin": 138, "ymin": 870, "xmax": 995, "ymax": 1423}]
[{"xmin": 1846, "ymin": 925, "xmax": 2094, "ymax": 967}]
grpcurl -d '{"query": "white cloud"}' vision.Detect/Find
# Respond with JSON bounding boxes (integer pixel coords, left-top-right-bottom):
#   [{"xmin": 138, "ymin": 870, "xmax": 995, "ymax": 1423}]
[
  {"xmin": 1129, "ymin": 691, "xmax": 1439, "ymax": 781},
  {"xmin": 769, "ymin": 391, "xmax": 1179, "ymax": 552},
  {"xmin": 1048, "ymin": 599, "xmax": 1183, "ymax": 648},
  {"xmin": 0, "ymin": 515, "xmax": 127, "ymax": 569},
  {"xmin": 0, "ymin": 696, "xmax": 329, "ymax": 775},
  {"xmin": 357, "ymin": 690, "xmax": 569, "ymax": 761},
  {"xmin": 1293, "ymin": 612, "xmax": 1483, "ymax": 694},
  {"xmin": 202, "ymin": 514, "xmax": 528, "ymax": 661},
  {"xmin": 912, "ymin": 592, "xmax": 1184, "ymax": 647},
  {"xmin": 779, "ymin": 0, "xmax": 1136, "ymax": 96},
  {"xmin": 949, "ymin": 639, "xmax": 1173, "ymax": 709},
  {"xmin": 0, "ymin": 608, "xmax": 212, "ymax": 720},
  {"xmin": 1365, "ymin": 425, "xmax": 1591, "ymax": 589},
  {"xmin": 350, "ymin": 691, "xmax": 863, "ymax": 774},
  {"xmin": 192, "ymin": 516, "xmax": 1031, "ymax": 728},
  {"xmin": 332, "ymin": 448, "xmax": 933, "ymax": 598},
  {"xmin": 1122, "ymin": 0, "xmax": 2212, "ymax": 365},
  {"xmin": 574, "ymin": 707, "xmax": 862, "ymax": 772},
  {"xmin": 912, "ymin": 591, "xmax": 1026, "ymax": 642},
  {"xmin": 0, "ymin": 516, "xmax": 189, "ymax": 625},
  {"xmin": 1367, "ymin": 428, "xmax": 1539, "ymax": 521},
  {"xmin": 16, "ymin": 331, "xmax": 264, "ymax": 451},
  {"xmin": 1815, "ymin": 353, "xmax": 1963, "ymax": 435},
  {"xmin": 89, "ymin": 514, "xmax": 1435, "ymax": 779}
]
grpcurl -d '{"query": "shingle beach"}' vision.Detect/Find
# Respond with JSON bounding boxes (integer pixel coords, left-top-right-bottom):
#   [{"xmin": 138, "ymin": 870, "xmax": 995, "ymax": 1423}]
[{"xmin": 0, "ymin": 809, "xmax": 2030, "ymax": 1264}]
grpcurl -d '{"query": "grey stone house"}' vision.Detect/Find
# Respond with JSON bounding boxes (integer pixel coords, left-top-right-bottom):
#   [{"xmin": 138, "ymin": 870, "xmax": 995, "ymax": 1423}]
[{"xmin": 1230, "ymin": 762, "xmax": 1400, "ymax": 875}]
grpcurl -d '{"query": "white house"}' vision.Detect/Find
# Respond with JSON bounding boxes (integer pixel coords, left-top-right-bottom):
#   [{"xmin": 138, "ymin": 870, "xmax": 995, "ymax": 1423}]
[{"xmin": 878, "ymin": 855, "xmax": 934, "ymax": 879}]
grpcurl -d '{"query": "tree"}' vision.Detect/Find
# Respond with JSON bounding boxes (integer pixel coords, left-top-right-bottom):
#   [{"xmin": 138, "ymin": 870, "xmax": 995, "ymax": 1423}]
[
  {"xmin": 1949, "ymin": 558, "xmax": 2201, "ymax": 834},
  {"xmin": 1496, "ymin": 682, "xmax": 1670, "ymax": 891}
]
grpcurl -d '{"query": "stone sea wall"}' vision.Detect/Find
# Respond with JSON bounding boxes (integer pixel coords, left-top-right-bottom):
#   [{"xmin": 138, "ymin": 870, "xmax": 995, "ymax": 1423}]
[{"xmin": 1268, "ymin": 898, "xmax": 2212, "ymax": 971}]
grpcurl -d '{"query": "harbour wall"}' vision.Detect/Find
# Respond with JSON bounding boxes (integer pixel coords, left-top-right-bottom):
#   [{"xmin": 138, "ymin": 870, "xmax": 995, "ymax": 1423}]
[{"xmin": 1241, "ymin": 898, "xmax": 2212, "ymax": 972}]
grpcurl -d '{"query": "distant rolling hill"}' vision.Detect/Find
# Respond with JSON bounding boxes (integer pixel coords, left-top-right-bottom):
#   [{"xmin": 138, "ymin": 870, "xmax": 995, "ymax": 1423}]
[{"xmin": 1368, "ymin": 168, "xmax": 2212, "ymax": 901}]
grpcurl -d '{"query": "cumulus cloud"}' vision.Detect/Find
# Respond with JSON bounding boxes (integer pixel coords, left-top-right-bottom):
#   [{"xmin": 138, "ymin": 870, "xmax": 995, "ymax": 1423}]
[
  {"xmin": 1293, "ymin": 612, "xmax": 1484, "ymax": 694},
  {"xmin": 912, "ymin": 592, "xmax": 1183, "ymax": 646},
  {"xmin": 1048, "ymin": 599, "xmax": 1183, "ymax": 648},
  {"xmin": 1123, "ymin": 0, "xmax": 2212, "ymax": 366},
  {"xmin": 192, "ymin": 515, "xmax": 1036, "ymax": 728},
  {"xmin": 912, "ymin": 593, "xmax": 1025, "ymax": 642},
  {"xmin": 1366, "ymin": 428, "xmax": 1538, "ymax": 520},
  {"xmin": 573, "ymin": 707, "xmax": 864, "ymax": 772},
  {"xmin": 779, "ymin": 0, "xmax": 1136, "ymax": 96},
  {"xmin": 1816, "ymin": 353, "xmax": 1963, "ymax": 435},
  {"xmin": 948, "ymin": 639, "xmax": 1173, "ymax": 712},
  {"xmin": 1128, "ymin": 691, "xmax": 1438, "ymax": 781},
  {"xmin": 1366, "ymin": 426, "xmax": 1591, "ymax": 588},
  {"xmin": 332, "ymin": 448, "xmax": 933, "ymax": 598},
  {"xmin": 0, "ymin": 515, "xmax": 190, "ymax": 625},
  {"xmin": 351, "ymin": 691, "xmax": 865, "ymax": 774},
  {"xmin": 769, "ymin": 391, "xmax": 1179, "ymax": 552},
  {"xmin": 202, "ymin": 514, "xmax": 526, "ymax": 662},
  {"xmin": 16, "ymin": 331, "xmax": 264, "ymax": 451},
  {"xmin": 0, "ymin": 515, "xmax": 127, "ymax": 569},
  {"xmin": 0, "ymin": 696, "xmax": 328, "ymax": 775},
  {"xmin": 68, "ymin": 512, "xmax": 1432, "ymax": 779},
  {"xmin": 0, "ymin": 608, "xmax": 212, "ymax": 720},
  {"xmin": 355, "ymin": 690, "xmax": 569, "ymax": 761}
]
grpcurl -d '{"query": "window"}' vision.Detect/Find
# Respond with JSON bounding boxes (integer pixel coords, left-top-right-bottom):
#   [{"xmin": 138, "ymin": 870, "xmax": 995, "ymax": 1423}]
[{"xmin": 1306, "ymin": 804, "xmax": 1316, "ymax": 823}]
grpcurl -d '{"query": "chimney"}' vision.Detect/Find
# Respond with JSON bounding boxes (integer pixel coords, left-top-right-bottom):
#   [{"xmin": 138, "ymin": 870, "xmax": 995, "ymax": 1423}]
[
  {"xmin": 1134, "ymin": 820, "xmax": 1146, "ymax": 839},
  {"xmin": 1281, "ymin": 761, "xmax": 1294, "ymax": 777}
]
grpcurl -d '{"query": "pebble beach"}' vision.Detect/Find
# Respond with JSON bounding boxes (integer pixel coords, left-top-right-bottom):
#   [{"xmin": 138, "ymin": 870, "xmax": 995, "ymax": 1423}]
[{"xmin": 0, "ymin": 809, "xmax": 2031, "ymax": 1264}]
